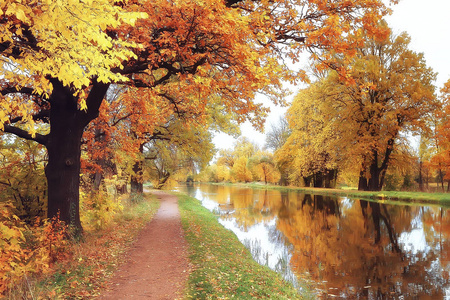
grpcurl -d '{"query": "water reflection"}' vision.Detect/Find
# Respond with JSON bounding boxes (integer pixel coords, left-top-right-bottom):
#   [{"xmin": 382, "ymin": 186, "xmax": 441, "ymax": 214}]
[{"xmin": 177, "ymin": 184, "xmax": 450, "ymax": 299}]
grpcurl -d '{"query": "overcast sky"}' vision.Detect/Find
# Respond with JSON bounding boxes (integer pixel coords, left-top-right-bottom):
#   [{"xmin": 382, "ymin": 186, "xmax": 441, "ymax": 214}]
[{"xmin": 213, "ymin": 0, "xmax": 450, "ymax": 151}]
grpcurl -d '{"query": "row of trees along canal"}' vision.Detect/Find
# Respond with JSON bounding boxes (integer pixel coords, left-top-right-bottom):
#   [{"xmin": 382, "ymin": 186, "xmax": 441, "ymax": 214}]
[
  {"xmin": 0, "ymin": 0, "xmax": 416, "ymax": 235},
  {"xmin": 205, "ymin": 26, "xmax": 450, "ymax": 193}
]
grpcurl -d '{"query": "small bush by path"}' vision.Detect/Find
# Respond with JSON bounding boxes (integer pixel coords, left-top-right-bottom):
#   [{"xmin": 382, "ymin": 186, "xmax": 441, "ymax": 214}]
[{"xmin": 178, "ymin": 193, "xmax": 303, "ymax": 299}]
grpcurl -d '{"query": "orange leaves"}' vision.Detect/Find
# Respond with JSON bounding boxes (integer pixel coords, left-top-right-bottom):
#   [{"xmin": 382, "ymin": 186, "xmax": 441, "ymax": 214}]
[
  {"xmin": 428, "ymin": 79, "xmax": 450, "ymax": 180},
  {"xmin": 0, "ymin": 203, "xmax": 68, "ymax": 295},
  {"xmin": 119, "ymin": 0, "xmax": 287, "ymax": 126}
]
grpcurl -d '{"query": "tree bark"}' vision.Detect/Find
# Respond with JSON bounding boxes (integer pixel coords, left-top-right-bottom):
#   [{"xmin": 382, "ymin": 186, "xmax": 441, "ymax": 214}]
[
  {"xmin": 130, "ymin": 166, "xmax": 144, "ymax": 194},
  {"xmin": 45, "ymin": 82, "xmax": 84, "ymax": 233},
  {"xmin": 358, "ymin": 171, "xmax": 369, "ymax": 191},
  {"xmin": 359, "ymin": 143, "xmax": 394, "ymax": 192},
  {"xmin": 130, "ymin": 143, "xmax": 144, "ymax": 194},
  {"xmin": 45, "ymin": 79, "xmax": 108, "ymax": 234},
  {"xmin": 313, "ymin": 173, "xmax": 323, "ymax": 188},
  {"xmin": 418, "ymin": 160, "xmax": 424, "ymax": 192}
]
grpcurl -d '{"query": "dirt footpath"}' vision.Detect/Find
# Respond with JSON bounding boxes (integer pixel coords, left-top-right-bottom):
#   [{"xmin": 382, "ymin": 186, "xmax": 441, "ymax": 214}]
[{"xmin": 99, "ymin": 191, "xmax": 191, "ymax": 299}]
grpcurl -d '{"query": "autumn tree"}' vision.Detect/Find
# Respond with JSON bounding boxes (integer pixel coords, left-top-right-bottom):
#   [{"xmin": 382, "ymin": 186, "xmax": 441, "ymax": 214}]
[
  {"xmin": 81, "ymin": 85, "xmax": 130, "ymax": 192},
  {"xmin": 340, "ymin": 30, "xmax": 437, "ymax": 191},
  {"xmin": 283, "ymin": 29, "xmax": 437, "ymax": 191},
  {"xmin": 252, "ymin": 152, "xmax": 280, "ymax": 184},
  {"xmin": 277, "ymin": 81, "xmax": 341, "ymax": 187},
  {"xmin": 429, "ymin": 80, "xmax": 450, "ymax": 191},
  {"xmin": 0, "ymin": 0, "xmax": 391, "ymax": 232},
  {"xmin": 216, "ymin": 149, "xmax": 236, "ymax": 169},
  {"xmin": 232, "ymin": 156, "xmax": 253, "ymax": 183},
  {"xmin": 144, "ymin": 120, "xmax": 215, "ymax": 189}
]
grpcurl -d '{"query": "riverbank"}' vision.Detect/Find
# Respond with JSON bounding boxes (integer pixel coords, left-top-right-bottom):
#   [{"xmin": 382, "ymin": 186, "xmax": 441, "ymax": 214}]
[
  {"xmin": 206, "ymin": 182, "xmax": 450, "ymax": 205},
  {"xmin": 5, "ymin": 191, "xmax": 305, "ymax": 299},
  {"xmin": 178, "ymin": 193, "xmax": 305, "ymax": 299}
]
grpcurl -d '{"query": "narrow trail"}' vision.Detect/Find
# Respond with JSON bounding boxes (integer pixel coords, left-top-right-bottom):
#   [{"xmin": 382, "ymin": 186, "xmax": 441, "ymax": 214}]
[{"xmin": 99, "ymin": 191, "xmax": 191, "ymax": 300}]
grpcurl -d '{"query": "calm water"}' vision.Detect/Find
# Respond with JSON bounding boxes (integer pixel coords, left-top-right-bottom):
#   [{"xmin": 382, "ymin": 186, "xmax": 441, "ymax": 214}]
[{"xmin": 177, "ymin": 183, "xmax": 450, "ymax": 299}]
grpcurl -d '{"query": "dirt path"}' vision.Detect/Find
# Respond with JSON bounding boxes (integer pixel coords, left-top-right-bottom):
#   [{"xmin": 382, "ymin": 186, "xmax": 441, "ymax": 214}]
[{"xmin": 99, "ymin": 191, "xmax": 191, "ymax": 299}]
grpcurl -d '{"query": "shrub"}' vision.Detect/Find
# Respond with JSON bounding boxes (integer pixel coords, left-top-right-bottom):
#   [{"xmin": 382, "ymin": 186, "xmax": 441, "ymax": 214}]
[{"xmin": 0, "ymin": 202, "xmax": 68, "ymax": 296}]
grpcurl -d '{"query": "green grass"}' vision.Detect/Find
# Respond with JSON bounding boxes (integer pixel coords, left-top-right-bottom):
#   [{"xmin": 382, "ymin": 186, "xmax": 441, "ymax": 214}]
[{"xmin": 178, "ymin": 193, "xmax": 307, "ymax": 299}]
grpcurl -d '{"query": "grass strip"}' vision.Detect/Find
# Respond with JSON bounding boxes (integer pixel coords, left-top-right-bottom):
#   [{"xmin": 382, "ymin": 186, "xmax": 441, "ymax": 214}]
[
  {"xmin": 212, "ymin": 182, "xmax": 450, "ymax": 205},
  {"xmin": 178, "ymin": 193, "xmax": 303, "ymax": 299}
]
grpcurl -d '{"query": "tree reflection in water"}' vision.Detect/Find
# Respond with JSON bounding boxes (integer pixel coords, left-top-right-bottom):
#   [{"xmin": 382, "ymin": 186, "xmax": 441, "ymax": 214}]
[{"xmin": 178, "ymin": 184, "xmax": 450, "ymax": 299}]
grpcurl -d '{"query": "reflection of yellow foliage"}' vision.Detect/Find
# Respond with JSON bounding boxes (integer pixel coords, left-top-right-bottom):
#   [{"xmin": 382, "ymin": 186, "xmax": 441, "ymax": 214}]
[
  {"xmin": 277, "ymin": 201, "xmax": 411, "ymax": 296},
  {"xmin": 423, "ymin": 208, "xmax": 450, "ymax": 263}
]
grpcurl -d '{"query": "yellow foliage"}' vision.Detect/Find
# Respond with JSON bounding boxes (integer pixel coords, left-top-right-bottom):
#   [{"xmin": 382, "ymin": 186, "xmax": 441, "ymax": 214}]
[
  {"xmin": 80, "ymin": 190, "xmax": 123, "ymax": 230},
  {"xmin": 0, "ymin": 0, "xmax": 147, "ymax": 132},
  {"xmin": 232, "ymin": 157, "xmax": 253, "ymax": 183}
]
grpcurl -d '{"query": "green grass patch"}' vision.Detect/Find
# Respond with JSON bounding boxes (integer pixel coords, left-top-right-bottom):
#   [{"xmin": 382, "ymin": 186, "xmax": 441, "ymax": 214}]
[{"xmin": 178, "ymin": 193, "xmax": 305, "ymax": 299}]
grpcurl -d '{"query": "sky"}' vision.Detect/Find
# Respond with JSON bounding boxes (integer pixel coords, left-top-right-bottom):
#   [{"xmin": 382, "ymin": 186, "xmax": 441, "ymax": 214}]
[{"xmin": 212, "ymin": 0, "xmax": 450, "ymax": 151}]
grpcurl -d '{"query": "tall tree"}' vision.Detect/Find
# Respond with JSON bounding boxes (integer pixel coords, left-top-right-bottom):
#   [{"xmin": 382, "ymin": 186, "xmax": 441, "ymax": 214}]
[
  {"xmin": 284, "ymin": 30, "xmax": 438, "ymax": 191},
  {"xmin": 430, "ymin": 80, "xmax": 450, "ymax": 191},
  {"xmin": 0, "ymin": 0, "xmax": 390, "ymax": 232},
  {"xmin": 276, "ymin": 82, "xmax": 341, "ymax": 187}
]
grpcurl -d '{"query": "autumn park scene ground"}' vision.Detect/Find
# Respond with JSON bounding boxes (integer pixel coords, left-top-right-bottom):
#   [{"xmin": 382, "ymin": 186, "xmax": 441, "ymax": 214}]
[{"xmin": 2, "ymin": 0, "xmax": 450, "ymax": 299}]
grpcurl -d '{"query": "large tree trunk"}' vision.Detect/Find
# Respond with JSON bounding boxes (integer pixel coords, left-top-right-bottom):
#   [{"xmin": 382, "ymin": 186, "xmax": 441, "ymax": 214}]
[
  {"xmin": 323, "ymin": 169, "xmax": 338, "ymax": 188},
  {"xmin": 45, "ymin": 79, "xmax": 108, "ymax": 234},
  {"xmin": 45, "ymin": 83, "xmax": 84, "ymax": 233},
  {"xmin": 359, "ymin": 167, "xmax": 383, "ymax": 191},
  {"xmin": 45, "ymin": 125, "xmax": 83, "ymax": 233}
]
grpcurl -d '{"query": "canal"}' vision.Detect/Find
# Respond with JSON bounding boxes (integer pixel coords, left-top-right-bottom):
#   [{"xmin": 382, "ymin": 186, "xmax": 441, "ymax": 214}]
[{"xmin": 177, "ymin": 183, "xmax": 450, "ymax": 299}]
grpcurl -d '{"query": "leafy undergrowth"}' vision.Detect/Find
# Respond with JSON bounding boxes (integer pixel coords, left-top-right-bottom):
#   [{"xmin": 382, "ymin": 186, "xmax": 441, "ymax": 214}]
[
  {"xmin": 178, "ymin": 194, "xmax": 302, "ymax": 299},
  {"xmin": 3, "ymin": 194, "xmax": 159, "ymax": 299}
]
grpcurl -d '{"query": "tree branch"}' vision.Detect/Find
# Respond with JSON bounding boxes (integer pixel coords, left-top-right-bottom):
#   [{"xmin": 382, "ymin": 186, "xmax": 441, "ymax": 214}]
[
  {"xmin": 1, "ymin": 86, "xmax": 36, "ymax": 96},
  {"xmin": 81, "ymin": 80, "xmax": 110, "ymax": 127},
  {"xmin": 111, "ymin": 112, "xmax": 133, "ymax": 127},
  {"xmin": 9, "ymin": 110, "xmax": 50, "ymax": 124},
  {"xmin": 3, "ymin": 124, "xmax": 48, "ymax": 146}
]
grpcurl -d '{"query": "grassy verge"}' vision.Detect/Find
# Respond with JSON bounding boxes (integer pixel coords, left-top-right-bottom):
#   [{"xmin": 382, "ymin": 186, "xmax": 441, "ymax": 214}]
[
  {"xmin": 210, "ymin": 182, "xmax": 450, "ymax": 204},
  {"xmin": 6, "ymin": 194, "xmax": 160, "ymax": 299},
  {"xmin": 178, "ymin": 193, "xmax": 305, "ymax": 299}
]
